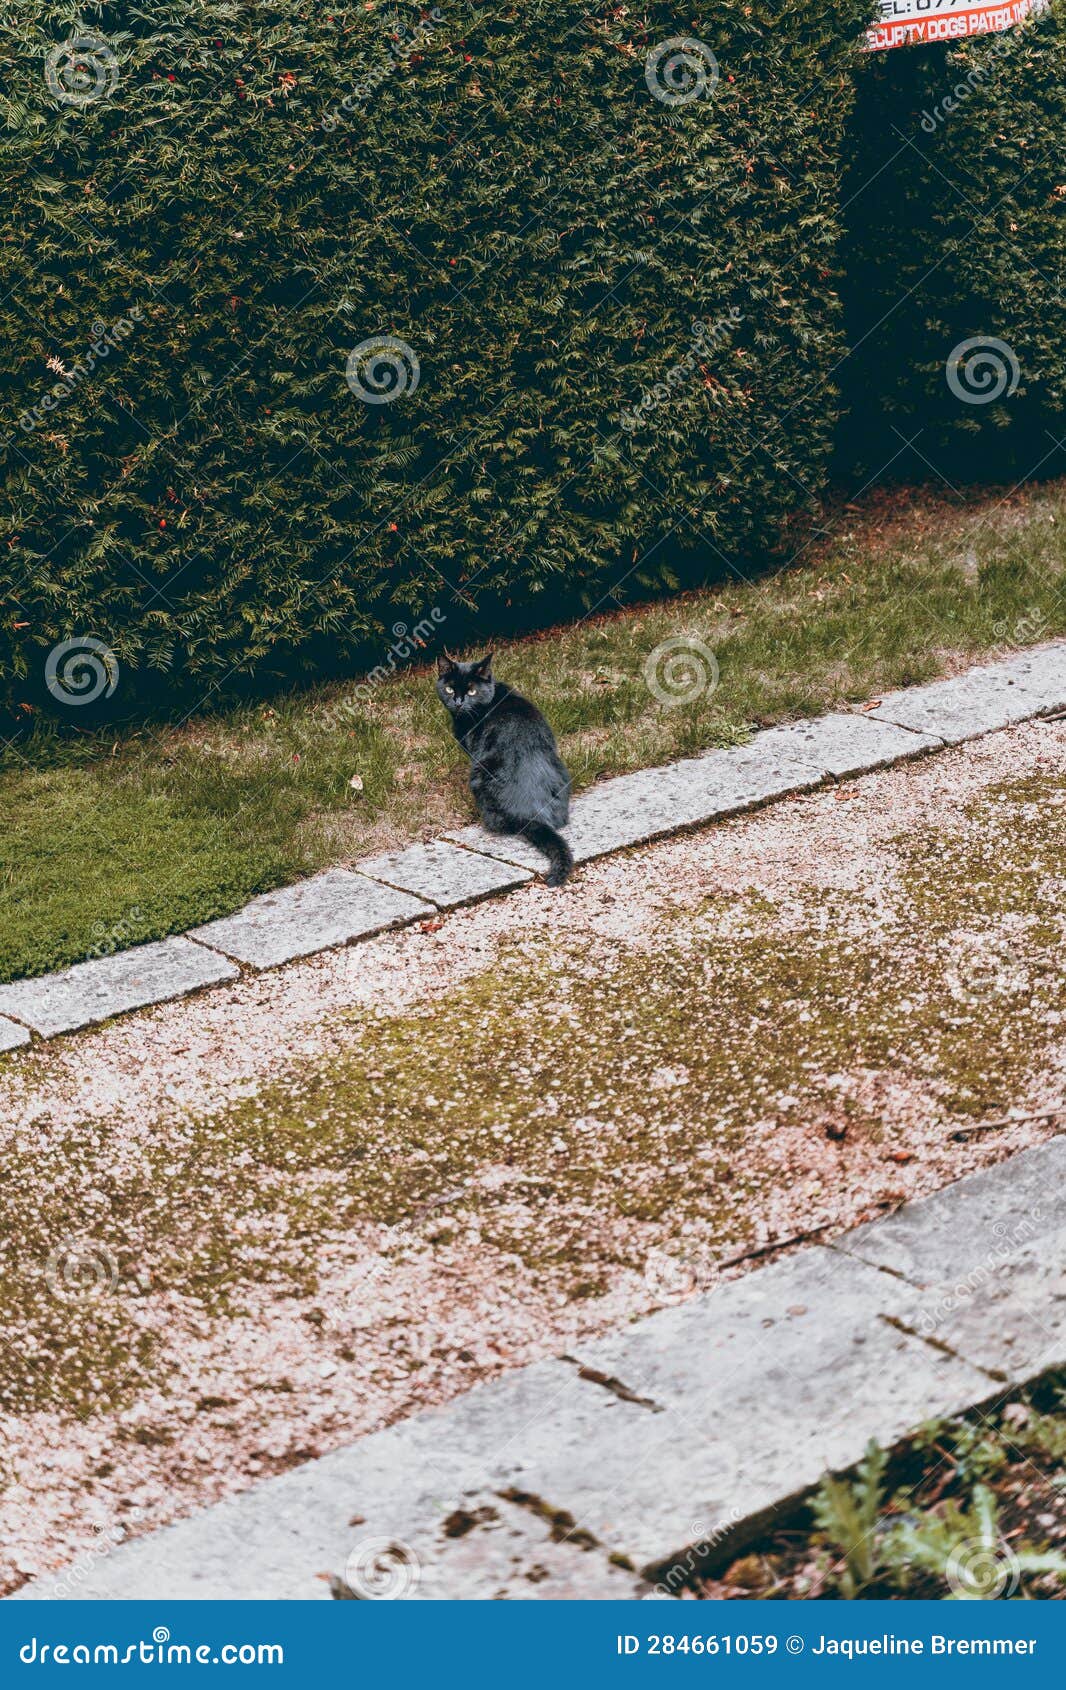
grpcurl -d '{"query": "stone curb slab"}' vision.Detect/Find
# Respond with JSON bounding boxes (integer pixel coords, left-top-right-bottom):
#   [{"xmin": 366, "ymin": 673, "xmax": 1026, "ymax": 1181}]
[
  {"xmin": 14, "ymin": 1359, "xmax": 653, "ymax": 1600},
  {"xmin": 445, "ymin": 763, "xmax": 711, "ymax": 872},
  {"xmin": 357, "ymin": 840, "xmax": 533, "ymax": 907},
  {"xmin": 0, "ymin": 1016, "xmax": 31, "ymax": 1052},
  {"xmin": 190, "ymin": 869, "xmax": 433, "ymax": 971},
  {"xmin": 755, "ymin": 712, "xmax": 942, "ymax": 777},
  {"xmin": 891, "ymin": 1239, "xmax": 1066, "ymax": 1385},
  {"xmin": 654, "ymin": 743, "xmax": 825, "ymax": 832},
  {"xmin": 341, "ymin": 1488, "xmax": 654, "ymax": 1600},
  {"xmin": 2, "ymin": 640, "xmax": 1062, "ymax": 1041},
  {"xmin": 0, "ymin": 940, "xmax": 239, "ymax": 1039},
  {"xmin": 866, "ymin": 646, "xmax": 1064, "ymax": 745},
  {"xmin": 1017, "ymin": 644, "xmax": 1066, "ymax": 707},
  {"xmin": 552, "ymin": 1248, "xmax": 988, "ymax": 1574},
  {"xmin": 449, "ymin": 742, "xmax": 824, "ymax": 873},
  {"xmin": 834, "ymin": 1136, "xmax": 1066, "ymax": 1283},
  {"xmin": 26, "ymin": 1136, "xmax": 1066, "ymax": 1601},
  {"xmin": 986, "ymin": 643, "xmax": 1066, "ymax": 713},
  {"xmin": 834, "ymin": 1137, "xmax": 1066, "ymax": 1381}
]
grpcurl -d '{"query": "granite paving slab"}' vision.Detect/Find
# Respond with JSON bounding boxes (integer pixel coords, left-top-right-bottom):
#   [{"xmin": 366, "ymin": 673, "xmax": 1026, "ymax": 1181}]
[
  {"xmin": 834, "ymin": 1137, "xmax": 1066, "ymax": 1382},
  {"xmin": 865, "ymin": 650, "xmax": 1062, "ymax": 744},
  {"xmin": 0, "ymin": 940, "xmax": 238, "ymax": 1039},
  {"xmin": 190, "ymin": 869, "xmax": 433, "ymax": 970},
  {"xmin": 891, "ymin": 1238, "xmax": 1066, "ymax": 1385},
  {"xmin": 989, "ymin": 641, "xmax": 1066, "ymax": 713},
  {"xmin": 754, "ymin": 711, "xmax": 942, "ymax": 777},
  {"xmin": 334, "ymin": 1488, "xmax": 655, "ymax": 1601},
  {"xmin": 833, "ymin": 1137, "xmax": 1066, "ymax": 1285},
  {"xmin": 14, "ymin": 1359, "xmax": 651, "ymax": 1600},
  {"xmin": 0, "ymin": 1016, "xmax": 31, "ymax": 1051},
  {"xmin": 556, "ymin": 1247, "xmax": 989, "ymax": 1574},
  {"xmin": 652, "ymin": 743, "xmax": 825, "ymax": 831},
  {"xmin": 357, "ymin": 841, "xmax": 533, "ymax": 907},
  {"xmin": 449, "ymin": 742, "xmax": 824, "ymax": 873},
  {"xmin": 445, "ymin": 766, "xmax": 695, "ymax": 873}
]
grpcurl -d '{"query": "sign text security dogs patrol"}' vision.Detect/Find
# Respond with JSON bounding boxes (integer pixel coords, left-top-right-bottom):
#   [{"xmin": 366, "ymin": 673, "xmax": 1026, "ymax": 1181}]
[{"xmin": 866, "ymin": 0, "xmax": 1046, "ymax": 52}]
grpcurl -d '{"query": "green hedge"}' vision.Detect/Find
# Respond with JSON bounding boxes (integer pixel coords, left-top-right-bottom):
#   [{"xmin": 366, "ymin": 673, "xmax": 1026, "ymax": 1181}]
[
  {"xmin": 839, "ymin": 3, "xmax": 1066, "ymax": 482},
  {"xmin": 0, "ymin": 2, "xmax": 868, "ymax": 711}
]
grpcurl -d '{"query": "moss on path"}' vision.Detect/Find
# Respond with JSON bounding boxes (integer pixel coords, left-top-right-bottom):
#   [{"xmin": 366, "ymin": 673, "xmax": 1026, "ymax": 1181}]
[{"xmin": 3, "ymin": 756, "xmax": 1062, "ymax": 1427}]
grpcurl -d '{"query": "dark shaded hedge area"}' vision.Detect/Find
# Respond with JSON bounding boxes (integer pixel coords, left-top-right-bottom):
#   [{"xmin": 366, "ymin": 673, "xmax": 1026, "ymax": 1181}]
[
  {"xmin": 839, "ymin": 2, "xmax": 1066, "ymax": 484},
  {"xmin": 0, "ymin": 3, "xmax": 1062, "ymax": 715}
]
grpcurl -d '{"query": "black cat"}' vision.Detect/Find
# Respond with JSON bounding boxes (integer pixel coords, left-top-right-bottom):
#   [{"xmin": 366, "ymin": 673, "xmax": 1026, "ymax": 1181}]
[{"xmin": 436, "ymin": 652, "xmax": 574, "ymax": 886}]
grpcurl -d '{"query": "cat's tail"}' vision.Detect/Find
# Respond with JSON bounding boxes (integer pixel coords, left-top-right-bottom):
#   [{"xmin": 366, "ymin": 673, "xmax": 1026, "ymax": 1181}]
[{"xmin": 518, "ymin": 819, "xmax": 574, "ymax": 888}]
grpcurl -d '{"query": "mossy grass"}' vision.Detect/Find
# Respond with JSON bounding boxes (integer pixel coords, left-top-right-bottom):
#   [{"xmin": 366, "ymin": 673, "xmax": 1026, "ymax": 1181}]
[{"xmin": 1, "ymin": 478, "xmax": 1064, "ymax": 983}]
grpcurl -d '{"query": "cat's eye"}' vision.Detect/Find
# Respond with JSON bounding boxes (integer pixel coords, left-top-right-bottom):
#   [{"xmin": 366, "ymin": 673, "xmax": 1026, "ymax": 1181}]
[{"xmin": 443, "ymin": 684, "xmax": 453, "ymax": 694}]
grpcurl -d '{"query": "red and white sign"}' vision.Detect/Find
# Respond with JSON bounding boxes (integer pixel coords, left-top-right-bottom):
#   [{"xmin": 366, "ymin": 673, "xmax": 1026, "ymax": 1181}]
[{"xmin": 865, "ymin": 0, "xmax": 1047, "ymax": 52}]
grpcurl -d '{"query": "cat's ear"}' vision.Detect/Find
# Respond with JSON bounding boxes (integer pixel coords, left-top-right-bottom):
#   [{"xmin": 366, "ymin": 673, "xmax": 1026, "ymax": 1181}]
[
  {"xmin": 473, "ymin": 652, "xmax": 494, "ymax": 678},
  {"xmin": 436, "ymin": 652, "xmax": 454, "ymax": 676}
]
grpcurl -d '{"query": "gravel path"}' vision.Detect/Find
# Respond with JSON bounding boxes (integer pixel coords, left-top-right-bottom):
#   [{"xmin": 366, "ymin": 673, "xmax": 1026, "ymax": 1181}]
[{"xmin": 0, "ymin": 718, "xmax": 1062, "ymax": 1592}]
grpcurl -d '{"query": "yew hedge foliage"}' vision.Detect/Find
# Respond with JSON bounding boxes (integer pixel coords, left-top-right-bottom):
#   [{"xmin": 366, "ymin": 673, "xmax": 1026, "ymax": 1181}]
[
  {"xmin": 0, "ymin": 1, "xmax": 869, "ymax": 706},
  {"xmin": 0, "ymin": 3, "xmax": 1061, "ymax": 713}
]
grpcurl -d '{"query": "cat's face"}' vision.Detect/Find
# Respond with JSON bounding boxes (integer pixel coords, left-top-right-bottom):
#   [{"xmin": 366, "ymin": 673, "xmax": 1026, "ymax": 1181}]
[{"xmin": 436, "ymin": 653, "xmax": 495, "ymax": 716}]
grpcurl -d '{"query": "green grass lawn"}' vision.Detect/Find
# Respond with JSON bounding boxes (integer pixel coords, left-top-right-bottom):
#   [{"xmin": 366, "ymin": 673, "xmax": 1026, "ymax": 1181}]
[{"xmin": 2, "ymin": 479, "xmax": 1065, "ymax": 985}]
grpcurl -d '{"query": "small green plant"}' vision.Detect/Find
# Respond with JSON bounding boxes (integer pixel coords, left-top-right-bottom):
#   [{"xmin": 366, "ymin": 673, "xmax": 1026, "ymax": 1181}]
[
  {"xmin": 813, "ymin": 1442, "xmax": 1066, "ymax": 1600},
  {"xmin": 912, "ymin": 1417, "xmax": 1007, "ymax": 1489},
  {"xmin": 1002, "ymin": 1405, "xmax": 1066, "ymax": 1465},
  {"xmin": 893, "ymin": 1485, "xmax": 1066, "ymax": 1601},
  {"xmin": 811, "ymin": 1440, "xmax": 888, "ymax": 1598}
]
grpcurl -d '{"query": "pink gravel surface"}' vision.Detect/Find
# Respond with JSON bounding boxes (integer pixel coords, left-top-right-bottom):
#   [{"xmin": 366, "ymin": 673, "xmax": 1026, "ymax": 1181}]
[{"xmin": 0, "ymin": 718, "xmax": 1062, "ymax": 1592}]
